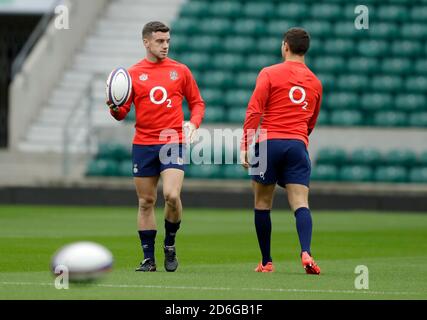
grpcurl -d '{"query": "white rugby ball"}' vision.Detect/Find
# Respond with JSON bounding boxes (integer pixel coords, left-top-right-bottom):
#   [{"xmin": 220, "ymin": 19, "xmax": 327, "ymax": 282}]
[
  {"xmin": 105, "ymin": 67, "xmax": 132, "ymax": 107},
  {"xmin": 51, "ymin": 241, "xmax": 113, "ymax": 281}
]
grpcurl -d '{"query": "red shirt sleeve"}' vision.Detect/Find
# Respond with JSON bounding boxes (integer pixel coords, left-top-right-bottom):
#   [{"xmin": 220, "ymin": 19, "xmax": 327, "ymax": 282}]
[
  {"xmin": 241, "ymin": 69, "xmax": 271, "ymax": 151},
  {"xmin": 308, "ymin": 82, "xmax": 323, "ymax": 136},
  {"xmin": 183, "ymin": 66, "xmax": 205, "ymax": 128}
]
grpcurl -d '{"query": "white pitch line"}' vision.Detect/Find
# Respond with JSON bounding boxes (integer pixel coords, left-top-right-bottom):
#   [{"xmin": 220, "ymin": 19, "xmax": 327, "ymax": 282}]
[{"xmin": 0, "ymin": 281, "xmax": 424, "ymax": 296}]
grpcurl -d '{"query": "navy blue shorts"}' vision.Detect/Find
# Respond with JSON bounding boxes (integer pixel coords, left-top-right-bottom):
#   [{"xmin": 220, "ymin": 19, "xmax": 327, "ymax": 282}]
[
  {"xmin": 250, "ymin": 139, "xmax": 311, "ymax": 188},
  {"xmin": 132, "ymin": 144, "xmax": 186, "ymax": 177}
]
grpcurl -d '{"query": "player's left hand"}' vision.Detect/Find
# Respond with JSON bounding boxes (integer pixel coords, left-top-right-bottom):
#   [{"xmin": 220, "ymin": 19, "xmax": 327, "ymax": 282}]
[
  {"xmin": 240, "ymin": 150, "xmax": 249, "ymax": 169},
  {"xmin": 183, "ymin": 121, "xmax": 198, "ymax": 144}
]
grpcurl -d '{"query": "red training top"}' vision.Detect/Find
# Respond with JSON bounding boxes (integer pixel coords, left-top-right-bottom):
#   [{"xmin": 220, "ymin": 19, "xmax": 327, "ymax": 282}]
[
  {"xmin": 110, "ymin": 57, "xmax": 205, "ymax": 145},
  {"xmin": 241, "ymin": 60, "xmax": 322, "ymax": 150}
]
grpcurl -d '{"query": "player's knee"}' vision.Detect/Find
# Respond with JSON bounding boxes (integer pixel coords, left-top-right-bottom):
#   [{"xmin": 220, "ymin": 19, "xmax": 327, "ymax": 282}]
[
  {"xmin": 138, "ymin": 196, "xmax": 156, "ymax": 211},
  {"xmin": 164, "ymin": 191, "xmax": 180, "ymax": 207},
  {"xmin": 288, "ymin": 198, "xmax": 309, "ymax": 212},
  {"xmin": 255, "ymin": 198, "xmax": 272, "ymax": 210}
]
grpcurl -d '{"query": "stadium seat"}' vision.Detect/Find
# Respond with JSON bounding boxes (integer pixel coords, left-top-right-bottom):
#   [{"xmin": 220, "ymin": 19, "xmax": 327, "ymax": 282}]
[
  {"xmin": 200, "ymin": 71, "xmax": 233, "ymax": 90},
  {"xmin": 234, "ymin": 72, "xmax": 257, "ymax": 89},
  {"xmin": 301, "ymin": 21, "xmax": 333, "ymax": 38},
  {"xmin": 376, "ymin": 5, "xmax": 409, "ymax": 22},
  {"xmin": 311, "ymin": 165, "xmax": 339, "ymax": 181},
  {"xmin": 275, "ymin": 3, "xmax": 307, "ymax": 19},
  {"xmin": 415, "ymin": 59, "xmax": 427, "ymax": 75},
  {"xmin": 411, "ymin": 6, "xmax": 427, "ymax": 22},
  {"xmin": 86, "ymin": 159, "xmax": 118, "ymax": 177},
  {"xmin": 226, "ymin": 107, "xmax": 247, "ymax": 123},
  {"xmin": 118, "ymin": 160, "xmax": 132, "ymax": 177},
  {"xmin": 266, "ymin": 20, "xmax": 297, "ymax": 37},
  {"xmin": 183, "ymin": 105, "xmax": 190, "ymax": 121},
  {"xmin": 212, "ymin": 54, "xmax": 245, "ymax": 71},
  {"xmin": 323, "ymin": 39, "xmax": 355, "ymax": 56},
  {"xmin": 347, "ymin": 57, "xmax": 380, "ymax": 74},
  {"xmin": 417, "ymin": 151, "xmax": 427, "ymax": 166},
  {"xmin": 186, "ymin": 164, "xmax": 223, "ymax": 179},
  {"xmin": 232, "ymin": 19, "xmax": 266, "ymax": 36},
  {"xmin": 368, "ymin": 22, "xmax": 399, "ymax": 39},
  {"xmin": 179, "ymin": 1, "xmax": 209, "ymax": 18},
  {"xmin": 316, "ymin": 147, "xmax": 347, "ymax": 166},
  {"xmin": 313, "ymin": 57, "xmax": 345, "ymax": 73},
  {"xmin": 208, "ymin": 1, "xmax": 241, "ymax": 18},
  {"xmin": 357, "ymin": 40, "xmax": 389, "ymax": 57},
  {"xmin": 168, "ymin": 34, "xmax": 190, "ymax": 53},
  {"xmin": 201, "ymin": 88, "xmax": 225, "ymax": 106},
  {"xmin": 224, "ymin": 89, "xmax": 252, "ymax": 109},
  {"xmin": 256, "ymin": 37, "xmax": 281, "ymax": 55},
  {"xmin": 370, "ymin": 75, "xmax": 403, "ymax": 92},
  {"xmin": 400, "ymin": 23, "xmax": 427, "ymax": 40},
  {"xmin": 375, "ymin": 166, "xmax": 408, "ymax": 183},
  {"xmin": 408, "ymin": 112, "xmax": 427, "ymax": 127},
  {"xmin": 394, "ymin": 94, "xmax": 427, "ymax": 112},
  {"xmin": 171, "ymin": 18, "xmax": 198, "ymax": 35},
  {"xmin": 350, "ymin": 148, "xmax": 383, "ymax": 166},
  {"xmin": 97, "ymin": 143, "xmax": 130, "ymax": 161},
  {"xmin": 308, "ymin": 38, "xmax": 322, "ymax": 56},
  {"xmin": 198, "ymin": 18, "xmax": 232, "ymax": 36},
  {"xmin": 405, "ymin": 76, "xmax": 427, "ymax": 93},
  {"xmin": 316, "ymin": 73, "xmax": 335, "ymax": 92},
  {"xmin": 381, "ymin": 58, "xmax": 413, "ymax": 75},
  {"xmin": 337, "ymin": 74, "xmax": 369, "ymax": 92},
  {"xmin": 330, "ymin": 110, "xmax": 364, "ymax": 126},
  {"xmin": 333, "ymin": 21, "xmax": 362, "ymax": 39},
  {"xmin": 187, "ymin": 36, "xmax": 223, "ymax": 53},
  {"xmin": 203, "ymin": 105, "xmax": 226, "ymax": 123},
  {"xmin": 179, "ymin": 53, "xmax": 211, "ymax": 71},
  {"xmin": 339, "ymin": 165, "xmax": 374, "ymax": 182},
  {"xmin": 341, "ymin": 3, "xmax": 373, "ymax": 20},
  {"xmin": 391, "ymin": 40, "xmax": 423, "ymax": 57},
  {"xmin": 245, "ymin": 55, "xmax": 279, "ymax": 72},
  {"xmin": 223, "ymin": 164, "xmax": 250, "ymax": 179},
  {"xmin": 360, "ymin": 93, "xmax": 393, "ymax": 112},
  {"xmin": 223, "ymin": 36, "xmax": 255, "ymax": 54},
  {"xmin": 316, "ymin": 110, "xmax": 329, "ymax": 126},
  {"xmin": 309, "ymin": 4, "xmax": 342, "ymax": 21},
  {"xmin": 325, "ymin": 92, "xmax": 359, "ymax": 110},
  {"xmin": 409, "ymin": 167, "xmax": 427, "ymax": 183},
  {"xmin": 243, "ymin": 2, "xmax": 275, "ymax": 19},
  {"xmin": 371, "ymin": 111, "xmax": 408, "ymax": 127},
  {"xmin": 383, "ymin": 149, "xmax": 417, "ymax": 167}
]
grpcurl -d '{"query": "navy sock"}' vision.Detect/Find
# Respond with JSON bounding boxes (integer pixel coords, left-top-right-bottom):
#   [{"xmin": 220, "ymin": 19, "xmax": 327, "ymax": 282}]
[
  {"xmin": 164, "ymin": 219, "xmax": 181, "ymax": 247},
  {"xmin": 254, "ymin": 209, "xmax": 272, "ymax": 266},
  {"xmin": 295, "ymin": 207, "xmax": 312, "ymax": 255},
  {"xmin": 138, "ymin": 230, "xmax": 157, "ymax": 261}
]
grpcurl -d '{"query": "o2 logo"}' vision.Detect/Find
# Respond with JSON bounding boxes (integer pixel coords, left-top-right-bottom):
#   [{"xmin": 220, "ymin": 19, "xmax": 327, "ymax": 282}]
[
  {"xmin": 289, "ymin": 86, "xmax": 308, "ymax": 110},
  {"xmin": 149, "ymin": 86, "xmax": 172, "ymax": 108}
]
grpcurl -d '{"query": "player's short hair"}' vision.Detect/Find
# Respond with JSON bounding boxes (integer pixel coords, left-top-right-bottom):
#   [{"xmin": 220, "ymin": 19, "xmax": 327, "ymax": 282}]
[
  {"xmin": 142, "ymin": 21, "xmax": 170, "ymax": 39},
  {"xmin": 283, "ymin": 28, "xmax": 310, "ymax": 55}
]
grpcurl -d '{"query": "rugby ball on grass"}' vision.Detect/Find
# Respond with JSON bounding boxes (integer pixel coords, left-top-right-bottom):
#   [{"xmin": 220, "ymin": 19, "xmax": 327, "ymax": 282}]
[
  {"xmin": 105, "ymin": 67, "xmax": 132, "ymax": 107},
  {"xmin": 51, "ymin": 241, "xmax": 113, "ymax": 282}
]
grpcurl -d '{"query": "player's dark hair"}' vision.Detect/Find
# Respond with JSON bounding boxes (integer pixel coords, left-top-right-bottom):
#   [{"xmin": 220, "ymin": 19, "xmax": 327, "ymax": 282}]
[
  {"xmin": 284, "ymin": 28, "xmax": 310, "ymax": 55},
  {"xmin": 142, "ymin": 21, "xmax": 170, "ymax": 39}
]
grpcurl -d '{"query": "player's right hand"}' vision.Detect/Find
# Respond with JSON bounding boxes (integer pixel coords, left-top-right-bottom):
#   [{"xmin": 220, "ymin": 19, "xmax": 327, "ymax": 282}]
[
  {"xmin": 106, "ymin": 100, "xmax": 119, "ymax": 113},
  {"xmin": 240, "ymin": 150, "xmax": 249, "ymax": 169}
]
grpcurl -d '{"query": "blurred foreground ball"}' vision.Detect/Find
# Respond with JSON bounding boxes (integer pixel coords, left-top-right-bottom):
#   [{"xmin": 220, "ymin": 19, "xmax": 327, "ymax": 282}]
[{"xmin": 51, "ymin": 241, "xmax": 113, "ymax": 282}]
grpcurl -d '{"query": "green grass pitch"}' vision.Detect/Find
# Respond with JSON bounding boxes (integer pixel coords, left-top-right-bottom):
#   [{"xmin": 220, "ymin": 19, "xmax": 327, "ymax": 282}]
[{"xmin": 0, "ymin": 205, "xmax": 426, "ymax": 300}]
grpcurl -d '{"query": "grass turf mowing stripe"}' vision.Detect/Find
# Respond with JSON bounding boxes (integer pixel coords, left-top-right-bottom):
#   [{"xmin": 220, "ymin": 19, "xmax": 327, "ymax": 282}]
[{"xmin": 0, "ymin": 281, "xmax": 424, "ymax": 297}]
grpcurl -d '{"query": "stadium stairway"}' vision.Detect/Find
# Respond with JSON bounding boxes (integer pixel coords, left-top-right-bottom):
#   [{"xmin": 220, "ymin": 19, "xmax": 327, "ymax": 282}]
[{"xmin": 17, "ymin": 0, "xmax": 185, "ymax": 154}]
